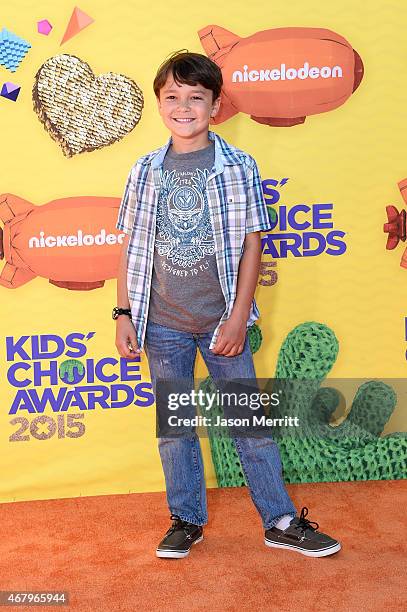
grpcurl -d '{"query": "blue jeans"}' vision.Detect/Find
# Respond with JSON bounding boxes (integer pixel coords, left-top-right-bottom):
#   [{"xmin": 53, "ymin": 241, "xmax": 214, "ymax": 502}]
[{"xmin": 144, "ymin": 320, "xmax": 297, "ymax": 529}]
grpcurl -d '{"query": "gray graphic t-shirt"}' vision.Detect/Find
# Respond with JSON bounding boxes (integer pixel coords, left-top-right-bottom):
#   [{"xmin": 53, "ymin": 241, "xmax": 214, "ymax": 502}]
[{"xmin": 148, "ymin": 142, "xmax": 226, "ymax": 332}]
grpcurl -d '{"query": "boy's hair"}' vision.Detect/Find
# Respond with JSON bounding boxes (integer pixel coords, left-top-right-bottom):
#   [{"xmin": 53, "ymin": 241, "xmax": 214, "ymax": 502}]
[{"xmin": 153, "ymin": 51, "xmax": 223, "ymax": 101}]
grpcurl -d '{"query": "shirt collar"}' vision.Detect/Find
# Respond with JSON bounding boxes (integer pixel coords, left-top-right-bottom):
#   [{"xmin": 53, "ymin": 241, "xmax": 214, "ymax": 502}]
[{"xmin": 150, "ymin": 130, "xmax": 242, "ymax": 170}]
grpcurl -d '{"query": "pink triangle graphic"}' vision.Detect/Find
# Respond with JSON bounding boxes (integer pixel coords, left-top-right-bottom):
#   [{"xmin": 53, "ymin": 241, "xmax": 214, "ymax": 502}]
[{"xmin": 60, "ymin": 6, "xmax": 94, "ymax": 45}]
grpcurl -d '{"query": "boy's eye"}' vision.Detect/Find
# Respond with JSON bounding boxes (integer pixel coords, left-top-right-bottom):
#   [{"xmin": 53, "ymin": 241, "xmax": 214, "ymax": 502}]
[
  {"xmin": 166, "ymin": 95, "xmax": 176, "ymax": 100},
  {"xmin": 191, "ymin": 96, "xmax": 203, "ymax": 100}
]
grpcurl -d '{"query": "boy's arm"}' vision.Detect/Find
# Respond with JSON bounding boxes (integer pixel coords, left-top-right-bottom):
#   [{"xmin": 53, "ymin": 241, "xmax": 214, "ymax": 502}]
[
  {"xmin": 115, "ymin": 234, "xmax": 140, "ymax": 359},
  {"xmin": 117, "ymin": 234, "xmax": 131, "ymax": 310},
  {"xmin": 115, "ymin": 164, "xmax": 141, "ymax": 360},
  {"xmin": 212, "ymin": 157, "xmax": 269, "ymax": 357},
  {"xmin": 211, "ymin": 231, "xmax": 261, "ymax": 357}
]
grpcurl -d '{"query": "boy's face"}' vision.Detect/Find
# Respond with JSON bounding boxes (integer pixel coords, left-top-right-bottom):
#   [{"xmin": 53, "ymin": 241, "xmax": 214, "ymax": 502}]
[{"xmin": 157, "ymin": 75, "xmax": 220, "ymax": 143}]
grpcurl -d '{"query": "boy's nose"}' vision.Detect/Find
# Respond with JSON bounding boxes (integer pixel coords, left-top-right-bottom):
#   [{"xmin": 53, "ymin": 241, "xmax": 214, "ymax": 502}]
[{"xmin": 178, "ymin": 101, "xmax": 191, "ymax": 111}]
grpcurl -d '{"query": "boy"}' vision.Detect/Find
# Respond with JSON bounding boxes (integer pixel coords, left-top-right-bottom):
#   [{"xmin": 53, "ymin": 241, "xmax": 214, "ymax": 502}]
[{"xmin": 114, "ymin": 51, "xmax": 341, "ymax": 559}]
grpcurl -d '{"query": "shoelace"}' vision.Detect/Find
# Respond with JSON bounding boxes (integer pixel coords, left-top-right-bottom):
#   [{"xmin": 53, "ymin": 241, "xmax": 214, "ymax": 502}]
[
  {"xmin": 167, "ymin": 513, "xmax": 195, "ymax": 536},
  {"xmin": 294, "ymin": 507, "xmax": 319, "ymax": 533}
]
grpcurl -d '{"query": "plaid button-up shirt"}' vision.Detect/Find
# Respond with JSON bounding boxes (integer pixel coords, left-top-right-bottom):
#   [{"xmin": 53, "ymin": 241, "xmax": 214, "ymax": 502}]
[{"xmin": 116, "ymin": 130, "xmax": 271, "ymax": 351}]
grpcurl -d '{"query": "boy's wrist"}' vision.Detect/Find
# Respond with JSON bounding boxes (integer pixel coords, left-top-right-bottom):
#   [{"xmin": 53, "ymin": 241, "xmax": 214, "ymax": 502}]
[{"xmin": 230, "ymin": 302, "xmax": 251, "ymax": 321}]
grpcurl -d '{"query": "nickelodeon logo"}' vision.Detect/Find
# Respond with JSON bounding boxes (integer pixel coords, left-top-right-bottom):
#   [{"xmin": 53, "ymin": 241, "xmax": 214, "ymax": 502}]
[
  {"xmin": 232, "ymin": 62, "xmax": 343, "ymax": 83},
  {"xmin": 198, "ymin": 25, "xmax": 363, "ymax": 126},
  {"xmin": 28, "ymin": 229, "xmax": 125, "ymax": 248}
]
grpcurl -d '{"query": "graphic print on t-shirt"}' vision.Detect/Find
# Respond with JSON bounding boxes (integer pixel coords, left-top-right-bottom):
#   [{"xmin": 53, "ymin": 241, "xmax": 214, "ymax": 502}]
[
  {"xmin": 156, "ymin": 167, "xmax": 215, "ymax": 269},
  {"xmin": 148, "ymin": 143, "xmax": 225, "ymax": 332}
]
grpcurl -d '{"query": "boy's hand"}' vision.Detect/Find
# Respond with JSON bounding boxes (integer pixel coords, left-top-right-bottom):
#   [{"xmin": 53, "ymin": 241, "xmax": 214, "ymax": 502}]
[
  {"xmin": 211, "ymin": 313, "xmax": 247, "ymax": 357},
  {"xmin": 115, "ymin": 316, "xmax": 141, "ymax": 359}
]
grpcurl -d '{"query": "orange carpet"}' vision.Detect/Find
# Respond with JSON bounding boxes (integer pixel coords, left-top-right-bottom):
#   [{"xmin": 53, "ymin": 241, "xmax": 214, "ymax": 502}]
[{"xmin": 0, "ymin": 480, "xmax": 406, "ymax": 611}]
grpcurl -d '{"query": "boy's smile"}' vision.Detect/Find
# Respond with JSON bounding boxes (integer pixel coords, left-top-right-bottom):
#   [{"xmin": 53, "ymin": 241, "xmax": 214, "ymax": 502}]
[{"xmin": 157, "ymin": 76, "xmax": 220, "ymax": 153}]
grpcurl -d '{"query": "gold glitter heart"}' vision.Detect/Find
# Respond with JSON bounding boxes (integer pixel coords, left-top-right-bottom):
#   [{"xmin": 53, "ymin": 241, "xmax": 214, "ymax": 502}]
[{"xmin": 33, "ymin": 54, "xmax": 144, "ymax": 157}]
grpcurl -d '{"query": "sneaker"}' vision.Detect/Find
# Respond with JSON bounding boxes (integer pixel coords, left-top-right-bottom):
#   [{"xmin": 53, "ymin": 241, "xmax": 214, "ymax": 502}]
[
  {"xmin": 265, "ymin": 506, "xmax": 341, "ymax": 557},
  {"xmin": 156, "ymin": 514, "xmax": 204, "ymax": 559}
]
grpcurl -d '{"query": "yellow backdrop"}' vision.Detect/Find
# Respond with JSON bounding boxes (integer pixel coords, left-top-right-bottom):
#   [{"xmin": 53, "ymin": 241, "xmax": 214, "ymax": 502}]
[{"xmin": 1, "ymin": 0, "xmax": 405, "ymax": 502}]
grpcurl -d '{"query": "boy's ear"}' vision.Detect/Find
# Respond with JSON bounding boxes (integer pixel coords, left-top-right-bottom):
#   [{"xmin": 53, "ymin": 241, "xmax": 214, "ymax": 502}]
[
  {"xmin": 210, "ymin": 96, "xmax": 221, "ymax": 118},
  {"xmin": 156, "ymin": 94, "xmax": 163, "ymax": 113}
]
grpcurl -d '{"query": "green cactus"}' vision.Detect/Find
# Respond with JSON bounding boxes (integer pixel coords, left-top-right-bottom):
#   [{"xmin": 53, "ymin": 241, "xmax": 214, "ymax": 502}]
[
  {"xmin": 199, "ymin": 322, "xmax": 406, "ymax": 485},
  {"xmin": 247, "ymin": 323, "xmax": 262, "ymax": 354}
]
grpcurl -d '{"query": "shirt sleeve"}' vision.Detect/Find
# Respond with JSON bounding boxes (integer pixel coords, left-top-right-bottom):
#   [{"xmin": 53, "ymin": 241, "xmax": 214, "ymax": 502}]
[
  {"xmin": 116, "ymin": 165, "xmax": 138, "ymax": 235},
  {"xmin": 245, "ymin": 158, "xmax": 272, "ymax": 234}
]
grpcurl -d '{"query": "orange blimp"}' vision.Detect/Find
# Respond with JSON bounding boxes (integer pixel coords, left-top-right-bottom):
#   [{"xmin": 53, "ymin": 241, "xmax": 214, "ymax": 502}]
[
  {"xmin": 198, "ymin": 25, "xmax": 364, "ymax": 126},
  {"xmin": 0, "ymin": 194, "xmax": 124, "ymax": 290},
  {"xmin": 383, "ymin": 179, "xmax": 407, "ymax": 269}
]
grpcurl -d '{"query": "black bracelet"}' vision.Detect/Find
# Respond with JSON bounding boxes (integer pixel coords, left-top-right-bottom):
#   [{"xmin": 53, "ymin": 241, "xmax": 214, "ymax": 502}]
[{"xmin": 112, "ymin": 307, "xmax": 132, "ymax": 320}]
